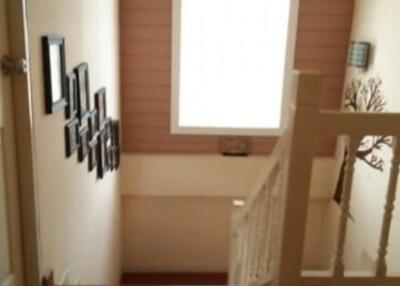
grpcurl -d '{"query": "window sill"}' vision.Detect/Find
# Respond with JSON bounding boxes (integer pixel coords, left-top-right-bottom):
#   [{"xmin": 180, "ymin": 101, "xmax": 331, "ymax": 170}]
[{"xmin": 170, "ymin": 126, "xmax": 282, "ymax": 137}]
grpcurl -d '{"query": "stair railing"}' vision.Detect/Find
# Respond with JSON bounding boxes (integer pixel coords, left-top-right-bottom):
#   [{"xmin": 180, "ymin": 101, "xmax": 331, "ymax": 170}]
[
  {"xmin": 229, "ymin": 137, "xmax": 285, "ymax": 286},
  {"xmin": 229, "ymin": 70, "xmax": 400, "ymax": 286}
]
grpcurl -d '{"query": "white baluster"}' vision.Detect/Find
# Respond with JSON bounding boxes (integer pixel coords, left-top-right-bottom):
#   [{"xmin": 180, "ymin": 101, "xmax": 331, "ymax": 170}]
[
  {"xmin": 249, "ymin": 202, "xmax": 260, "ymax": 281},
  {"xmin": 268, "ymin": 162, "xmax": 283, "ymax": 277},
  {"xmin": 333, "ymin": 136, "xmax": 360, "ymax": 278},
  {"xmin": 241, "ymin": 216, "xmax": 251, "ymax": 286},
  {"xmin": 263, "ymin": 174, "xmax": 276, "ymax": 276},
  {"xmin": 245, "ymin": 211, "xmax": 255, "ymax": 286},
  {"xmin": 257, "ymin": 187, "xmax": 270, "ymax": 279},
  {"xmin": 376, "ymin": 136, "xmax": 400, "ymax": 278},
  {"xmin": 254, "ymin": 186, "xmax": 268, "ymax": 280}
]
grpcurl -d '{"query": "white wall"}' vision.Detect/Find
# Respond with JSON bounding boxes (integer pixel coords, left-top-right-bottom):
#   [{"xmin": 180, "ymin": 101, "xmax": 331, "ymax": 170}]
[
  {"xmin": 121, "ymin": 154, "xmax": 338, "ymax": 272},
  {"xmin": 27, "ymin": 0, "xmax": 120, "ymax": 284},
  {"xmin": 342, "ymin": 0, "xmax": 400, "ymax": 274}
]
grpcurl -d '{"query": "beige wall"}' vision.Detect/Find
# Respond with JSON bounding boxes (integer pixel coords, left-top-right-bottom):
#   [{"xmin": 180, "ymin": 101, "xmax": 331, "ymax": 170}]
[
  {"xmin": 342, "ymin": 0, "xmax": 400, "ymax": 273},
  {"xmin": 122, "ymin": 197, "xmax": 232, "ymax": 273},
  {"xmin": 27, "ymin": 0, "xmax": 120, "ymax": 284},
  {"xmin": 122, "ymin": 197, "xmax": 337, "ymax": 273},
  {"xmin": 121, "ymin": 155, "xmax": 338, "ymax": 272},
  {"xmin": 121, "ymin": 155, "xmax": 336, "ymax": 198}
]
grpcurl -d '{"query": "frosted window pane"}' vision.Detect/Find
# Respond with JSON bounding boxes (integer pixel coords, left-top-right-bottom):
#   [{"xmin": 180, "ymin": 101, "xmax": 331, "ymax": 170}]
[{"xmin": 178, "ymin": 0, "xmax": 291, "ymax": 130}]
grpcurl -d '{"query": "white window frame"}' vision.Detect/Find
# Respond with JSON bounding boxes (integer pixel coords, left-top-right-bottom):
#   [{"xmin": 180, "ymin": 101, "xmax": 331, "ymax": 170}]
[{"xmin": 171, "ymin": 0, "xmax": 300, "ymax": 136}]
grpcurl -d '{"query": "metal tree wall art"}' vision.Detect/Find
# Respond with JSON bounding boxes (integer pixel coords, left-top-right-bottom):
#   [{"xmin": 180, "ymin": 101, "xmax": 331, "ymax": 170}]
[
  {"xmin": 344, "ymin": 77, "xmax": 391, "ymax": 171},
  {"xmin": 334, "ymin": 77, "xmax": 390, "ymax": 204}
]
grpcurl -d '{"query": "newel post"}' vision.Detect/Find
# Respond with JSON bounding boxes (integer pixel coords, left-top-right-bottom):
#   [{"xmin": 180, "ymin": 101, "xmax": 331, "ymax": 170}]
[{"xmin": 275, "ymin": 71, "xmax": 322, "ymax": 286}]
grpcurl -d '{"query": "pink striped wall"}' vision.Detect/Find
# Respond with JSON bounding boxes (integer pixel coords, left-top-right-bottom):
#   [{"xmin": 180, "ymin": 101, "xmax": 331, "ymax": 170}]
[{"xmin": 120, "ymin": 0, "xmax": 354, "ymax": 154}]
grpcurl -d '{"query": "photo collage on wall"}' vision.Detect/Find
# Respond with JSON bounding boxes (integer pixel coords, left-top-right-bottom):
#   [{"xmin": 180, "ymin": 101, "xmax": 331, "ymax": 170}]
[{"xmin": 42, "ymin": 35, "xmax": 120, "ymax": 179}]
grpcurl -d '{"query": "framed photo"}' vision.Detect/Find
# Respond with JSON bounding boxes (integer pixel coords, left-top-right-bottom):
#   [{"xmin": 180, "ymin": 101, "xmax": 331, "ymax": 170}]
[
  {"xmin": 114, "ymin": 146, "xmax": 120, "ymax": 170},
  {"xmin": 109, "ymin": 146, "xmax": 120, "ymax": 171},
  {"xmin": 111, "ymin": 120, "xmax": 120, "ymax": 170},
  {"xmin": 105, "ymin": 143, "xmax": 114, "ymax": 171},
  {"xmin": 42, "ymin": 35, "xmax": 67, "ymax": 114},
  {"xmin": 109, "ymin": 147, "xmax": 115, "ymax": 171},
  {"xmin": 95, "ymin": 88, "xmax": 107, "ymax": 129},
  {"xmin": 65, "ymin": 72, "xmax": 78, "ymax": 119},
  {"xmin": 88, "ymin": 109, "xmax": 98, "ymax": 139},
  {"xmin": 88, "ymin": 135, "xmax": 98, "ymax": 172},
  {"xmin": 64, "ymin": 118, "xmax": 79, "ymax": 157},
  {"xmin": 111, "ymin": 120, "xmax": 120, "ymax": 147},
  {"xmin": 74, "ymin": 63, "xmax": 90, "ymax": 123},
  {"xmin": 78, "ymin": 126, "xmax": 89, "ymax": 162},
  {"xmin": 97, "ymin": 130, "xmax": 107, "ymax": 178},
  {"xmin": 104, "ymin": 118, "xmax": 112, "ymax": 146}
]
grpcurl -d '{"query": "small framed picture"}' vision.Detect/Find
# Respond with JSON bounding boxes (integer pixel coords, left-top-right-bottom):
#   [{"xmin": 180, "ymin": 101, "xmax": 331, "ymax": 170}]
[
  {"xmin": 78, "ymin": 126, "xmax": 89, "ymax": 162},
  {"xmin": 109, "ymin": 147, "xmax": 115, "ymax": 171},
  {"xmin": 110, "ymin": 146, "xmax": 120, "ymax": 171},
  {"xmin": 42, "ymin": 35, "xmax": 67, "ymax": 114},
  {"xmin": 97, "ymin": 130, "xmax": 107, "ymax": 178},
  {"xmin": 88, "ymin": 109, "xmax": 98, "ymax": 139},
  {"xmin": 104, "ymin": 118, "xmax": 112, "ymax": 146},
  {"xmin": 64, "ymin": 118, "xmax": 79, "ymax": 157},
  {"xmin": 95, "ymin": 88, "xmax": 107, "ymax": 129},
  {"xmin": 112, "ymin": 146, "xmax": 120, "ymax": 170},
  {"xmin": 110, "ymin": 120, "xmax": 120, "ymax": 170},
  {"xmin": 111, "ymin": 120, "xmax": 120, "ymax": 147},
  {"xmin": 74, "ymin": 63, "xmax": 90, "ymax": 123},
  {"xmin": 88, "ymin": 135, "xmax": 98, "ymax": 172},
  {"xmin": 115, "ymin": 146, "xmax": 120, "ymax": 169},
  {"xmin": 65, "ymin": 72, "xmax": 78, "ymax": 119},
  {"xmin": 105, "ymin": 143, "xmax": 113, "ymax": 171}
]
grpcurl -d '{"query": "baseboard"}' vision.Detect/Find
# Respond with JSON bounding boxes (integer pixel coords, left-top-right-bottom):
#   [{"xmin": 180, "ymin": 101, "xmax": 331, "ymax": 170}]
[{"xmin": 120, "ymin": 272, "xmax": 228, "ymax": 285}]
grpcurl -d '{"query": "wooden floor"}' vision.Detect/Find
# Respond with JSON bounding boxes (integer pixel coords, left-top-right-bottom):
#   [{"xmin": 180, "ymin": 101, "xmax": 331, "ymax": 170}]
[{"xmin": 121, "ymin": 273, "xmax": 228, "ymax": 285}]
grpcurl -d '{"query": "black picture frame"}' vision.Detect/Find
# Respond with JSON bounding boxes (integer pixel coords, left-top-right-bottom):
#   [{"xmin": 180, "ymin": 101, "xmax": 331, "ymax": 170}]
[
  {"xmin": 88, "ymin": 109, "xmax": 98, "ymax": 140},
  {"xmin": 111, "ymin": 120, "xmax": 120, "ymax": 147},
  {"xmin": 97, "ymin": 130, "xmax": 107, "ymax": 178},
  {"xmin": 42, "ymin": 35, "xmax": 67, "ymax": 114},
  {"xmin": 65, "ymin": 72, "xmax": 78, "ymax": 119},
  {"xmin": 111, "ymin": 120, "xmax": 120, "ymax": 170},
  {"xmin": 106, "ymin": 143, "xmax": 113, "ymax": 171},
  {"xmin": 78, "ymin": 126, "xmax": 89, "ymax": 162},
  {"xmin": 104, "ymin": 119, "xmax": 113, "ymax": 170},
  {"xmin": 95, "ymin": 88, "xmax": 107, "ymax": 129},
  {"xmin": 74, "ymin": 63, "xmax": 90, "ymax": 123},
  {"xmin": 88, "ymin": 135, "xmax": 98, "ymax": 172},
  {"xmin": 104, "ymin": 118, "xmax": 112, "ymax": 146},
  {"xmin": 114, "ymin": 146, "xmax": 120, "ymax": 170},
  {"xmin": 64, "ymin": 118, "xmax": 80, "ymax": 157}
]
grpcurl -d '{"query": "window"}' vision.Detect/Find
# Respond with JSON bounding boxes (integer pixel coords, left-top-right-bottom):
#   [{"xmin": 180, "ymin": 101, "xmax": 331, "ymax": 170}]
[{"xmin": 171, "ymin": 0, "xmax": 298, "ymax": 136}]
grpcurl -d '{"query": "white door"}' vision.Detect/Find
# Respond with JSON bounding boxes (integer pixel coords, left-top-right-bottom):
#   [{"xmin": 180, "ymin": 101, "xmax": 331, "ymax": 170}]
[
  {"xmin": 0, "ymin": 0, "xmax": 23, "ymax": 286},
  {"xmin": 0, "ymin": 139, "xmax": 12, "ymax": 286},
  {"xmin": 0, "ymin": 0, "xmax": 14, "ymax": 284}
]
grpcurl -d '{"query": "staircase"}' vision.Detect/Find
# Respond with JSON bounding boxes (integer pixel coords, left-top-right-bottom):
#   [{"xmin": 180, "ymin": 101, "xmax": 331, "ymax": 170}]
[{"xmin": 229, "ymin": 71, "xmax": 400, "ymax": 286}]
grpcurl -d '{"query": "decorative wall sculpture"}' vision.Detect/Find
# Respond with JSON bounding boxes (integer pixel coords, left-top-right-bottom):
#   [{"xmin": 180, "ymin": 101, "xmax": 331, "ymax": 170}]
[
  {"xmin": 334, "ymin": 77, "xmax": 390, "ymax": 204},
  {"xmin": 42, "ymin": 35, "xmax": 120, "ymax": 179},
  {"xmin": 344, "ymin": 77, "xmax": 391, "ymax": 171}
]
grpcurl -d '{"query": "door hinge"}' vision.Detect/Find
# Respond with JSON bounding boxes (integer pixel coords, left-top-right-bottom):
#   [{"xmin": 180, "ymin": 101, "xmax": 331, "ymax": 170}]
[{"xmin": 1, "ymin": 55, "xmax": 28, "ymax": 76}]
